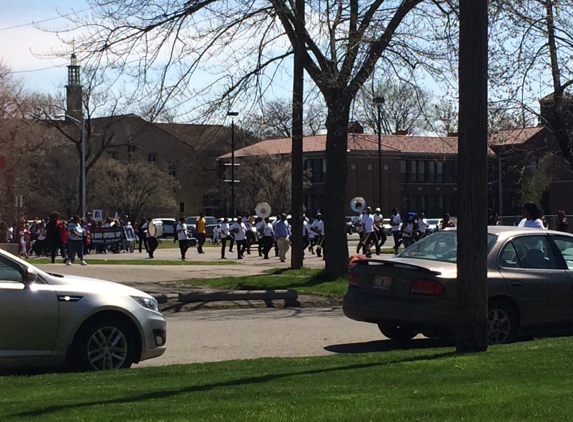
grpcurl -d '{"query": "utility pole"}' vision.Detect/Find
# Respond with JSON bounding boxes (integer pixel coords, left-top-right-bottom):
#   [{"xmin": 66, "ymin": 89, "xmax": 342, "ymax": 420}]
[{"xmin": 457, "ymin": 0, "xmax": 489, "ymax": 353}]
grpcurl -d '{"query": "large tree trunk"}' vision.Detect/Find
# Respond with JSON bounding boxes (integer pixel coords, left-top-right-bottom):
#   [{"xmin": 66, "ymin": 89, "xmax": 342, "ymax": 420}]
[
  {"xmin": 456, "ymin": 0, "xmax": 489, "ymax": 353},
  {"xmin": 323, "ymin": 98, "xmax": 351, "ymax": 279}
]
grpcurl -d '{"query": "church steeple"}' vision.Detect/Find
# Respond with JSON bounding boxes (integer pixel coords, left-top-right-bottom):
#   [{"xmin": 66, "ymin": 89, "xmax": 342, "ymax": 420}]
[{"xmin": 65, "ymin": 52, "xmax": 83, "ymax": 122}]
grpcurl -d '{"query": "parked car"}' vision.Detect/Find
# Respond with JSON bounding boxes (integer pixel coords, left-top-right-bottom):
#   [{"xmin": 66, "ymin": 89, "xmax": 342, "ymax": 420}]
[
  {"xmin": 152, "ymin": 218, "xmax": 177, "ymax": 237},
  {"xmin": 0, "ymin": 248, "xmax": 166, "ymax": 372},
  {"xmin": 344, "ymin": 226, "xmax": 573, "ymax": 345},
  {"xmin": 424, "ymin": 218, "xmax": 441, "ymax": 234},
  {"xmin": 345, "ymin": 216, "xmax": 355, "ymax": 235},
  {"xmin": 186, "ymin": 215, "xmax": 219, "ymax": 238}
]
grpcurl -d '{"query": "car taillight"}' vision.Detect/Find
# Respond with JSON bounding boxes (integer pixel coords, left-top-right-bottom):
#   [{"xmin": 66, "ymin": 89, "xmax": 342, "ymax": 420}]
[
  {"xmin": 410, "ymin": 278, "xmax": 444, "ymax": 295},
  {"xmin": 348, "ymin": 271, "xmax": 359, "ymax": 287}
]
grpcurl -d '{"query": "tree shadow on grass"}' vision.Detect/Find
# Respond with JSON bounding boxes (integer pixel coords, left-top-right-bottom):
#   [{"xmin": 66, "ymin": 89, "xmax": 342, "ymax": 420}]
[
  {"xmin": 325, "ymin": 337, "xmax": 455, "ymax": 354},
  {"xmin": 11, "ymin": 351, "xmax": 456, "ymax": 419},
  {"xmin": 233, "ymin": 269, "xmax": 341, "ymax": 292}
]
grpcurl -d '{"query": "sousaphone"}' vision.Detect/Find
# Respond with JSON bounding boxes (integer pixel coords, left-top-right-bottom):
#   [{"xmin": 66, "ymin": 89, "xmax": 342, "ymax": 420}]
[
  {"xmin": 255, "ymin": 202, "xmax": 272, "ymax": 218},
  {"xmin": 350, "ymin": 197, "xmax": 367, "ymax": 213}
]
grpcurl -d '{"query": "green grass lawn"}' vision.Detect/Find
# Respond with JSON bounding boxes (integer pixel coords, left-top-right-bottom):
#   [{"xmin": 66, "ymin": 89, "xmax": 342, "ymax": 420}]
[
  {"xmin": 182, "ymin": 268, "xmax": 348, "ymax": 296},
  {"xmin": 2, "ymin": 337, "xmax": 573, "ymax": 421}
]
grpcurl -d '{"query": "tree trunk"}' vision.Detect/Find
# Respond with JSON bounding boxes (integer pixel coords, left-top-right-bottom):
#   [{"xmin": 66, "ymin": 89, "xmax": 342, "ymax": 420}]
[
  {"xmin": 456, "ymin": 0, "xmax": 489, "ymax": 353},
  {"xmin": 323, "ymin": 98, "xmax": 351, "ymax": 279}
]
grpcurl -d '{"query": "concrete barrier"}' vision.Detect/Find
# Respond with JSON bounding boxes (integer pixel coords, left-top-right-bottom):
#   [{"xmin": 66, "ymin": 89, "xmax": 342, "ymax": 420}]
[
  {"xmin": 0, "ymin": 243, "xmax": 18, "ymax": 255},
  {"xmin": 178, "ymin": 289, "xmax": 299, "ymax": 307}
]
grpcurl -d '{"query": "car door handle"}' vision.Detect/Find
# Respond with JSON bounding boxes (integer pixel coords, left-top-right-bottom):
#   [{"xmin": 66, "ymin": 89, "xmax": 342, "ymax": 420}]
[{"xmin": 511, "ymin": 281, "xmax": 523, "ymax": 286}]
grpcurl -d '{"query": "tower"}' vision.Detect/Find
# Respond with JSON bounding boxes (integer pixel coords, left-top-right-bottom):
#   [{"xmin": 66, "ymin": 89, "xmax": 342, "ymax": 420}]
[{"xmin": 65, "ymin": 52, "xmax": 83, "ymax": 123}]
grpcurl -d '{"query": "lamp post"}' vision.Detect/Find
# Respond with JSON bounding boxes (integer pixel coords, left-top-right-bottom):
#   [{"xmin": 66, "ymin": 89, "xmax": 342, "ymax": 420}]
[
  {"xmin": 58, "ymin": 114, "xmax": 86, "ymax": 219},
  {"xmin": 373, "ymin": 96, "xmax": 385, "ymax": 208},
  {"xmin": 227, "ymin": 112, "xmax": 239, "ymax": 216}
]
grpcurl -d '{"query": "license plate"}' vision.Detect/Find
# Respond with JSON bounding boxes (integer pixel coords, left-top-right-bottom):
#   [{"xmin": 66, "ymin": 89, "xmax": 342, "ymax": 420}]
[{"xmin": 373, "ymin": 275, "xmax": 392, "ymax": 289}]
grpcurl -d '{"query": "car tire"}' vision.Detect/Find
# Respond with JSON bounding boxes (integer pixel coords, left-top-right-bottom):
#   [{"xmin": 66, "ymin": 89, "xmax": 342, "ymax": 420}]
[
  {"xmin": 71, "ymin": 316, "xmax": 137, "ymax": 371},
  {"xmin": 488, "ymin": 300, "xmax": 518, "ymax": 345},
  {"xmin": 378, "ymin": 324, "xmax": 417, "ymax": 342}
]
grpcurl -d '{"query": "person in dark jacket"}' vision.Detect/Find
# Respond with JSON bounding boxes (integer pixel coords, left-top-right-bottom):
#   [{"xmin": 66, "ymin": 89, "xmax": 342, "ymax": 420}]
[{"xmin": 45, "ymin": 211, "xmax": 67, "ymax": 263}]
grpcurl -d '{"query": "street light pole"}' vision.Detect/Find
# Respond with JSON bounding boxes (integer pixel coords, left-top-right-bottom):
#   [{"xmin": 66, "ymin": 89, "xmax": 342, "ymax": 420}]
[
  {"xmin": 60, "ymin": 114, "xmax": 86, "ymax": 219},
  {"xmin": 373, "ymin": 96, "xmax": 385, "ymax": 208},
  {"xmin": 227, "ymin": 112, "xmax": 239, "ymax": 216}
]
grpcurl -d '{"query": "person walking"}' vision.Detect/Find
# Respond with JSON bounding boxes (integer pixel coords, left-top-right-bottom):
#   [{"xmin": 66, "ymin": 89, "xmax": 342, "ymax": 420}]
[
  {"xmin": 46, "ymin": 212, "xmax": 67, "ymax": 264},
  {"xmin": 261, "ymin": 217, "xmax": 275, "ymax": 259},
  {"xmin": 390, "ymin": 208, "xmax": 402, "ymax": 255},
  {"xmin": 195, "ymin": 213, "xmax": 207, "ymax": 254},
  {"xmin": 517, "ymin": 202, "xmax": 545, "ymax": 229},
  {"xmin": 274, "ymin": 213, "xmax": 291, "ymax": 262},
  {"xmin": 137, "ymin": 219, "xmax": 148, "ymax": 253},
  {"xmin": 373, "ymin": 208, "xmax": 386, "ymax": 255},
  {"xmin": 359, "ymin": 207, "xmax": 375, "ymax": 257},
  {"xmin": 557, "ymin": 210, "xmax": 569, "ymax": 232},
  {"xmin": 67, "ymin": 216, "xmax": 87, "ymax": 266},
  {"xmin": 176, "ymin": 217, "xmax": 190, "ymax": 260},
  {"xmin": 219, "ymin": 218, "xmax": 230, "ymax": 259},
  {"xmin": 230, "ymin": 216, "xmax": 247, "ymax": 259},
  {"xmin": 143, "ymin": 218, "xmax": 159, "ymax": 258},
  {"xmin": 311, "ymin": 214, "xmax": 325, "ymax": 258}
]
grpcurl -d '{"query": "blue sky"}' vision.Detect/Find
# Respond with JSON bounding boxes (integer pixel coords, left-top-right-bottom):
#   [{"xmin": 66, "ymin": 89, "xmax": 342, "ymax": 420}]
[{"xmin": 0, "ymin": 0, "xmax": 90, "ymax": 93}]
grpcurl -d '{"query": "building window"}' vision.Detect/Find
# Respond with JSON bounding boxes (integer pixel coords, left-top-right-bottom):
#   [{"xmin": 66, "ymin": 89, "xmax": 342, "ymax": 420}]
[
  {"xmin": 400, "ymin": 160, "xmax": 407, "ymax": 183},
  {"xmin": 436, "ymin": 161, "xmax": 443, "ymax": 183},
  {"xmin": 148, "ymin": 153, "xmax": 157, "ymax": 163},
  {"xmin": 410, "ymin": 161, "xmax": 416, "ymax": 183},
  {"xmin": 428, "ymin": 161, "xmax": 435, "ymax": 183},
  {"xmin": 351, "ymin": 164, "xmax": 356, "ymax": 170},
  {"xmin": 418, "ymin": 161, "xmax": 425, "ymax": 183},
  {"xmin": 108, "ymin": 151, "xmax": 117, "ymax": 159},
  {"xmin": 367, "ymin": 164, "xmax": 372, "ymax": 170},
  {"xmin": 169, "ymin": 163, "xmax": 177, "ymax": 177},
  {"xmin": 128, "ymin": 145, "xmax": 136, "ymax": 153}
]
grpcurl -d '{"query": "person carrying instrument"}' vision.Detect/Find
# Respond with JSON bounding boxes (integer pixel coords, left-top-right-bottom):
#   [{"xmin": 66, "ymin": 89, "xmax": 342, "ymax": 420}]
[
  {"xmin": 219, "ymin": 218, "xmax": 231, "ymax": 259},
  {"xmin": 311, "ymin": 213, "xmax": 325, "ymax": 259},
  {"xmin": 373, "ymin": 207, "xmax": 386, "ymax": 255},
  {"xmin": 359, "ymin": 207, "xmax": 375, "ymax": 257},
  {"xmin": 195, "ymin": 213, "xmax": 207, "ymax": 254},
  {"xmin": 143, "ymin": 217, "xmax": 158, "ymax": 258}
]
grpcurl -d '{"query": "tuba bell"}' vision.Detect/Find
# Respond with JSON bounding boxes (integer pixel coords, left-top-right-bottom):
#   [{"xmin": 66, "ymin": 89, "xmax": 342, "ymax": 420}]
[
  {"xmin": 350, "ymin": 197, "xmax": 367, "ymax": 213},
  {"xmin": 255, "ymin": 202, "xmax": 272, "ymax": 219}
]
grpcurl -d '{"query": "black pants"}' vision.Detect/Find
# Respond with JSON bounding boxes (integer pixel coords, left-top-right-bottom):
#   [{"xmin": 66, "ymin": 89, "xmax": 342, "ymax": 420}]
[
  {"xmin": 361, "ymin": 232, "xmax": 374, "ymax": 255},
  {"xmin": 262, "ymin": 236, "xmax": 274, "ymax": 258},
  {"xmin": 138, "ymin": 235, "xmax": 148, "ymax": 253},
  {"xmin": 50, "ymin": 241, "xmax": 67, "ymax": 263},
  {"xmin": 302, "ymin": 235, "xmax": 310, "ymax": 255},
  {"xmin": 375, "ymin": 230, "xmax": 387, "ymax": 254},
  {"xmin": 316, "ymin": 235, "xmax": 324, "ymax": 257},
  {"xmin": 178, "ymin": 239, "xmax": 189, "ymax": 259},
  {"xmin": 196, "ymin": 233, "xmax": 206, "ymax": 253},
  {"xmin": 147, "ymin": 237, "xmax": 158, "ymax": 258},
  {"xmin": 220, "ymin": 237, "xmax": 228, "ymax": 258},
  {"xmin": 392, "ymin": 231, "xmax": 402, "ymax": 252},
  {"xmin": 228, "ymin": 238, "xmax": 234, "ymax": 252},
  {"xmin": 236, "ymin": 239, "xmax": 246, "ymax": 259}
]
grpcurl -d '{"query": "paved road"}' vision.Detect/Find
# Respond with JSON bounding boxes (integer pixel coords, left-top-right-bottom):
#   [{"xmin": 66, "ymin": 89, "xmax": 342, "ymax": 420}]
[{"xmin": 137, "ymin": 307, "xmax": 387, "ymax": 367}]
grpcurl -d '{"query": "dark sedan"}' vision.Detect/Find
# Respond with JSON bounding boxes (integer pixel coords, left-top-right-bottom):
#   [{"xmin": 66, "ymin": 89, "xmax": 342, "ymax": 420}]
[{"xmin": 343, "ymin": 226, "xmax": 573, "ymax": 344}]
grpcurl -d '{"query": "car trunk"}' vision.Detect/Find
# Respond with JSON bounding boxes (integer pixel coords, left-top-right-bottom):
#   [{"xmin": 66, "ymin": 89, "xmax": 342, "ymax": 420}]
[{"xmin": 349, "ymin": 258, "xmax": 453, "ymax": 299}]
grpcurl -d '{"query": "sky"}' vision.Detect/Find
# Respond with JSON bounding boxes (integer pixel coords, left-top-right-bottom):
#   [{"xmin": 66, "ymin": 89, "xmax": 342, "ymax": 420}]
[{"xmin": 0, "ymin": 0, "xmax": 91, "ymax": 94}]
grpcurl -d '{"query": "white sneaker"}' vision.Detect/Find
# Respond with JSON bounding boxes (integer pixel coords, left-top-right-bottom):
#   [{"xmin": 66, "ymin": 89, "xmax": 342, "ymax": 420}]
[
  {"xmin": 66, "ymin": 261, "xmax": 71, "ymax": 266},
  {"xmin": 81, "ymin": 260, "xmax": 87, "ymax": 266}
]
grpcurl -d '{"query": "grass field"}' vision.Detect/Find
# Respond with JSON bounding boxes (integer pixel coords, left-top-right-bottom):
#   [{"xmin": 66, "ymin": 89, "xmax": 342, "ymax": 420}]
[
  {"xmin": 183, "ymin": 268, "xmax": 348, "ymax": 296},
  {"xmin": 2, "ymin": 337, "xmax": 573, "ymax": 421}
]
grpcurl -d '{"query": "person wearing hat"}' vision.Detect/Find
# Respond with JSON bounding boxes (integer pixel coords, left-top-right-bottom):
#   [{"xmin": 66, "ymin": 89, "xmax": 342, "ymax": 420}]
[{"xmin": 373, "ymin": 207, "xmax": 386, "ymax": 255}]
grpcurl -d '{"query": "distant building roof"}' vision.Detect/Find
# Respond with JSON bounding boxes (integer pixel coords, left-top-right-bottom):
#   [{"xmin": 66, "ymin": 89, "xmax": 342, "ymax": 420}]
[
  {"xmin": 489, "ymin": 126, "xmax": 546, "ymax": 147},
  {"xmin": 218, "ymin": 133, "xmax": 460, "ymax": 159}
]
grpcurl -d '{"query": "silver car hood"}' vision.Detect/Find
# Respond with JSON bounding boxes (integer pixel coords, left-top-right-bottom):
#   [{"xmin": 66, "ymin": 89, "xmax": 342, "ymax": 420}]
[{"xmin": 39, "ymin": 273, "xmax": 152, "ymax": 297}]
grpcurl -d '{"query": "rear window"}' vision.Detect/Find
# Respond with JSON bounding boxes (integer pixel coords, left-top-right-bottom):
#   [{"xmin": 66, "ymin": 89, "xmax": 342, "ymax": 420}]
[{"xmin": 398, "ymin": 231, "xmax": 497, "ymax": 263}]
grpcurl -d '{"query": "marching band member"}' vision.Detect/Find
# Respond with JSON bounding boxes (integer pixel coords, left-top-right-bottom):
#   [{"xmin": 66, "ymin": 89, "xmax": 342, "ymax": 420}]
[
  {"xmin": 274, "ymin": 213, "xmax": 291, "ymax": 262},
  {"xmin": 373, "ymin": 207, "xmax": 386, "ymax": 255},
  {"xmin": 231, "ymin": 216, "xmax": 247, "ymax": 259},
  {"xmin": 360, "ymin": 206, "xmax": 375, "ymax": 257},
  {"xmin": 143, "ymin": 217, "xmax": 158, "ymax": 259},
  {"xmin": 311, "ymin": 213, "xmax": 325, "ymax": 258},
  {"xmin": 307, "ymin": 217, "xmax": 316, "ymax": 254},
  {"xmin": 302, "ymin": 215, "xmax": 310, "ymax": 256},
  {"xmin": 219, "ymin": 218, "xmax": 231, "ymax": 259},
  {"xmin": 262, "ymin": 217, "xmax": 275, "ymax": 259},
  {"xmin": 390, "ymin": 208, "xmax": 402, "ymax": 255},
  {"xmin": 255, "ymin": 217, "xmax": 264, "ymax": 257},
  {"xmin": 176, "ymin": 217, "xmax": 189, "ymax": 260}
]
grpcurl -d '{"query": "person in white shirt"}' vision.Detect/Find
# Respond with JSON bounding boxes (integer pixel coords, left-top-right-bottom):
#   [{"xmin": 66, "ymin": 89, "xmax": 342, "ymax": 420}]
[
  {"xmin": 311, "ymin": 214, "xmax": 325, "ymax": 258},
  {"xmin": 359, "ymin": 207, "xmax": 375, "ymax": 256},
  {"xmin": 307, "ymin": 217, "xmax": 316, "ymax": 254},
  {"xmin": 255, "ymin": 217, "xmax": 265, "ymax": 257},
  {"xmin": 517, "ymin": 202, "xmax": 546, "ymax": 229},
  {"xmin": 261, "ymin": 217, "xmax": 275, "ymax": 259},
  {"xmin": 176, "ymin": 217, "xmax": 189, "ymax": 260},
  {"xmin": 401, "ymin": 215, "xmax": 415, "ymax": 248},
  {"xmin": 417, "ymin": 213, "xmax": 428, "ymax": 240},
  {"xmin": 373, "ymin": 208, "xmax": 385, "ymax": 255},
  {"xmin": 390, "ymin": 208, "xmax": 402, "ymax": 255},
  {"xmin": 231, "ymin": 216, "xmax": 247, "ymax": 259},
  {"xmin": 302, "ymin": 216, "xmax": 310, "ymax": 255},
  {"xmin": 219, "ymin": 218, "xmax": 231, "ymax": 259}
]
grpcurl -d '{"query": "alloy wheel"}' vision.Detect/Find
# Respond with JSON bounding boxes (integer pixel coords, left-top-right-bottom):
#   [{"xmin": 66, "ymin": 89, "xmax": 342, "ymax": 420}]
[{"xmin": 86, "ymin": 326, "xmax": 129, "ymax": 370}]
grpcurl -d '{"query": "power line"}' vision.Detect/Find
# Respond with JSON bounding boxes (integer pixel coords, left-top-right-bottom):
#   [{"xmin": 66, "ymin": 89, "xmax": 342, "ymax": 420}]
[
  {"xmin": 0, "ymin": 7, "xmax": 93, "ymax": 31},
  {"xmin": 11, "ymin": 64, "xmax": 65, "ymax": 74}
]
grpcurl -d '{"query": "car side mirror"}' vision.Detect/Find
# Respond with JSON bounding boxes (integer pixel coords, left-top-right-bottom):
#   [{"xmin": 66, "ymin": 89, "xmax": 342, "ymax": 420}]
[{"xmin": 23, "ymin": 269, "xmax": 37, "ymax": 286}]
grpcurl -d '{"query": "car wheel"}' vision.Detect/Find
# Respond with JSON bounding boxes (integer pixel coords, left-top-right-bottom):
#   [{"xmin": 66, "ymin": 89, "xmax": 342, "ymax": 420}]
[
  {"xmin": 378, "ymin": 324, "xmax": 417, "ymax": 342},
  {"xmin": 488, "ymin": 301, "xmax": 518, "ymax": 345},
  {"xmin": 72, "ymin": 316, "xmax": 137, "ymax": 371}
]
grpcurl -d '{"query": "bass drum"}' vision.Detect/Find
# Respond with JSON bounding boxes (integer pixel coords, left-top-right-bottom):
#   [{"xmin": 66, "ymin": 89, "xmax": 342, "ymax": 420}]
[{"xmin": 148, "ymin": 221, "xmax": 164, "ymax": 237}]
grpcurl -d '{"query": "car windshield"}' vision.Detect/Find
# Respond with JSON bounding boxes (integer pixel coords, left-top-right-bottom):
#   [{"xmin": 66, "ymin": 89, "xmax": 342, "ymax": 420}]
[{"xmin": 397, "ymin": 231, "xmax": 498, "ymax": 262}]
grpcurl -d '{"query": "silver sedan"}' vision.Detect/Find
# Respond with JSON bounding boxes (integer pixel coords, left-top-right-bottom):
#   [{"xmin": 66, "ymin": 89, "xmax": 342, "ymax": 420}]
[{"xmin": 0, "ymin": 248, "xmax": 166, "ymax": 371}]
